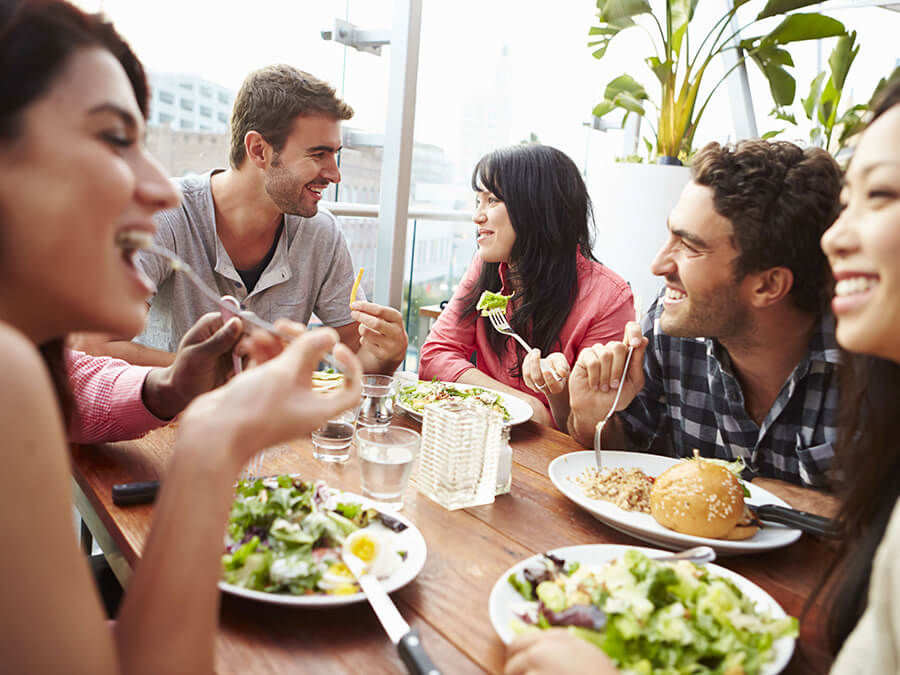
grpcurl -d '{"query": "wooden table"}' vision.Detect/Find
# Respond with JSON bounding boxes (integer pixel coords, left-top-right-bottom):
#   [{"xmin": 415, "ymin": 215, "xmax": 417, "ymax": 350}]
[{"xmin": 71, "ymin": 416, "xmax": 835, "ymax": 674}]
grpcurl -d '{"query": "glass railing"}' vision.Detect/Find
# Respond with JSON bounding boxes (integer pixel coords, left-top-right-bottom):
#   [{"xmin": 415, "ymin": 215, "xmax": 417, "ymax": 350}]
[{"xmin": 322, "ymin": 202, "xmax": 473, "ymax": 372}]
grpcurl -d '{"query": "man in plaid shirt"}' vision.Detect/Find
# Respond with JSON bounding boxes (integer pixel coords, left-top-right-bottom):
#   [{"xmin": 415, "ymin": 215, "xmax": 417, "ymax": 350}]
[{"xmin": 568, "ymin": 140, "xmax": 843, "ymax": 500}]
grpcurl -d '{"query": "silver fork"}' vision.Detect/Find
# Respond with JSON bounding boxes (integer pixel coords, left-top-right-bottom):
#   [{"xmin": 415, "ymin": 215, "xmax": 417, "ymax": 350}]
[
  {"xmin": 487, "ymin": 308, "xmax": 563, "ymax": 385},
  {"xmin": 486, "ymin": 307, "xmax": 532, "ymax": 352},
  {"xmin": 594, "ymin": 294, "xmax": 642, "ymax": 469},
  {"xmin": 220, "ymin": 295, "xmax": 265, "ymax": 482}
]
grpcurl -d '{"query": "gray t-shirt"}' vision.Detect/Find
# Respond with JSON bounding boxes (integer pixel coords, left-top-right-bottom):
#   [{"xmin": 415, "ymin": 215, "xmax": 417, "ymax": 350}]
[{"xmin": 136, "ymin": 170, "xmax": 362, "ymax": 351}]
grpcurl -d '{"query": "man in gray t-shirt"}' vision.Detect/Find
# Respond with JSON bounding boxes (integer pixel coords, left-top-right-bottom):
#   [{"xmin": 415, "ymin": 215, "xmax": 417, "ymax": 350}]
[
  {"xmin": 136, "ymin": 170, "xmax": 360, "ymax": 353},
  {"xmin": 87, "ymin": 64, "xmax": 407, "ymax": 375}
]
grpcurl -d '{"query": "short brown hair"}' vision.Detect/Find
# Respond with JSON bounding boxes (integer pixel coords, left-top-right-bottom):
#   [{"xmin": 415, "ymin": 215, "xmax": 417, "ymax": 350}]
[
  {"xmin": 228, "ymin": 64, "xmax": 353, "ymax": 168},
  {"xmin": 691, "ymin": 140, "xmax": 842, "ymax": 314}
]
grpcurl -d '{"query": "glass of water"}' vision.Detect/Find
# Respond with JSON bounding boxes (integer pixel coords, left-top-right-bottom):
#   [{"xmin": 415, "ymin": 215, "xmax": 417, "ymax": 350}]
[
  {"xmin": 356, "ymin": 426, "xmax": 420, "ymax": 510},
  {"xmin": 357, "ymin": 374, "xmax": 395, "ymax": 428},
  {"xmin": 311, "ymin": 407, "xmax": 358, "ymax": 463}
]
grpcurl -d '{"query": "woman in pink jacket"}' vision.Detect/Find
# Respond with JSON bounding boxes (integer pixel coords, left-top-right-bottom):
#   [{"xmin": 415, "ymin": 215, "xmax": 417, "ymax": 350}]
[{"xmin": 419, "ymin": 144, "xmax": 634, "ymax": 429}]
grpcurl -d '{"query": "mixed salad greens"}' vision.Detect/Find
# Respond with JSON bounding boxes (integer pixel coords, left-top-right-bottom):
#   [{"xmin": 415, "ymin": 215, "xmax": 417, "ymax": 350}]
[
  {"xmin": 222, "ymin": 475, "xmax": 406, "ymax": 595},
  {"xmin": 507, "ymin": 550, "xmax": 797, "ymax": 675},
  {"xmin": 476, "ymin": 289, "xmax": 514, "ymax": 316},
  {"xmin": 398, "ymin": 378, "xmax": 511, "ymax": 420}
]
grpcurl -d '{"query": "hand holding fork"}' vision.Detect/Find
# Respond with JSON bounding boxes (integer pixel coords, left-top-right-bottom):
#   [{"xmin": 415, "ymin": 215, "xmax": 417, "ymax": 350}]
[
  {"xmin": 486, "ymin": 308, "xmax": 567, "ymax": 394},
  {"xmin": 592, "ymin": 294, "xmax": 643, "ymax": 466}
]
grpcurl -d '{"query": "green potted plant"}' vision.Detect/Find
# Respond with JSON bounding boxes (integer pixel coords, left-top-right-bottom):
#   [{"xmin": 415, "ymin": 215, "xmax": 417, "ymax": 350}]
[
  {"xmin": 767, "ymin": 35, "xmax": 899, "ymax": 157},
  {"xmin": 588, "ymin": 0, "xmax": 847, "ymax": 163}
]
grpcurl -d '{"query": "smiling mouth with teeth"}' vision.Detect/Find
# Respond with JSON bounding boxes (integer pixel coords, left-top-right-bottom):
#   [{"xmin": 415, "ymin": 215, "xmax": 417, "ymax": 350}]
[
  {"xmin": 835, "ymin": 277, "xmax": 879, "ymax": 296},
  {"xmin": 665, "ymin": 287, "xmax": 687, "ymax": 301}
]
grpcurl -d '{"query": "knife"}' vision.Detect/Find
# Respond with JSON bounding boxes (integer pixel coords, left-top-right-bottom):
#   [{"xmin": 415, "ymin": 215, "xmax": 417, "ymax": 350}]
[
  {"xmin": 748, "ymin": 504, "xmax": 836, "ymax": 538},
  {"xmin": 343, "ymin": 553, "xmax": 441, "ymax": 675}
]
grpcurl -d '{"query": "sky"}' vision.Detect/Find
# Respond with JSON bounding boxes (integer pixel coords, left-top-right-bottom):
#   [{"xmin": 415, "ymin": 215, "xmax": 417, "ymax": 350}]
[{"xmin": 73, "ymin": 0, "xmax": 900, "ymax": 166}]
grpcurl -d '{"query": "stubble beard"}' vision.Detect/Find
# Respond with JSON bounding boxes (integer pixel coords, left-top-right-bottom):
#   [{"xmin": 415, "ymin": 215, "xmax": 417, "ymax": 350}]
[
  {"xmin": 659, "ymin": 280, "xmax": 750, "ymax": 340},
  {"xmin": 264, "ymin": 164, "xmax": 318, "ymax": 219}
]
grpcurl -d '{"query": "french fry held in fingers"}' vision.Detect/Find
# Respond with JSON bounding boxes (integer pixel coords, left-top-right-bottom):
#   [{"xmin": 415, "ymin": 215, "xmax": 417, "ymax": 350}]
[{"xmin": 350, "ymin": 267, "xmax": 364, "ymax": 307}]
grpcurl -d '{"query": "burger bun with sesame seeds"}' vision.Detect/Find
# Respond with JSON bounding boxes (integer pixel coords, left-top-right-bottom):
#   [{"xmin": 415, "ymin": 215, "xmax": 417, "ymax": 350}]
[{"xmin": 650, "ymin": 455, "xmax": 747, "ymax": 539}]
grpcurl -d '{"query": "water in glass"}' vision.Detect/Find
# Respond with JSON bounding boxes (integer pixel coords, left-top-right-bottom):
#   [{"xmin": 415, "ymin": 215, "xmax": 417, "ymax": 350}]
[
  {"xmin": 356, "ymin": 426, "xmax": 420, "ymax": 509},
  {"xmin": 357, "ymin": 374, "xmax": 395, "ymax": 428}
]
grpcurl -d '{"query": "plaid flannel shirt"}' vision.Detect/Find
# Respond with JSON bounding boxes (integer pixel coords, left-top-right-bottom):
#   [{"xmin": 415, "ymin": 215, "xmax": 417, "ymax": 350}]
[{"xmin": 619, "ymin": 295, "xmax": 841, "ymax": 488}]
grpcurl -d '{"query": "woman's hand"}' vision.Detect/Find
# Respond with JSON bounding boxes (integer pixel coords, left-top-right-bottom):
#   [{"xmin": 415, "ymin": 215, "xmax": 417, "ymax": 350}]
[
  {"xmin": 505, "ymin": 630, "xmax": 618, "ymax": 675},
  {"xmin": 522, "ymin": 349, "xmax": 570, "ymax": 396},
  {"xmin": 181, "ymin": 326, "xmax": 362, "ymax": 468},
  {"xmin": 523, "ymin": 349, "xmax": 572, "ymax": 429}
]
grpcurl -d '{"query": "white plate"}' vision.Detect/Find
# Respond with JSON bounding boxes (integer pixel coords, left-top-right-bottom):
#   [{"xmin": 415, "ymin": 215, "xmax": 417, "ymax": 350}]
[
  {"xmin": 397, "ymin": 380, "xmax": 533, "ymax": 426},
  {"xmin": 218, "ymin": 491, "xmax": 427, "ymax": 607},
  {"xmin": 489, "ymin": 544, "xmax": 794, "ymax": 675},
  {"xmin": 549, "ymin": 451, "xmax": 802, "ymax": 555}
]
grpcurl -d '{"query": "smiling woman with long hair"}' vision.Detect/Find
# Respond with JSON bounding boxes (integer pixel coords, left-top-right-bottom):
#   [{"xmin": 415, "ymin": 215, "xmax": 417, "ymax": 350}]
[
  {"xmin": 0, "ymin": 2, "xmax": 361, "ymax": 672},
  {"xmin": 815, "ymin": 76, "xmax": 900, "ymax": 673},
  {"xmin": 419, "ymin": 144, "xmax": 634, "ymax": 429}
]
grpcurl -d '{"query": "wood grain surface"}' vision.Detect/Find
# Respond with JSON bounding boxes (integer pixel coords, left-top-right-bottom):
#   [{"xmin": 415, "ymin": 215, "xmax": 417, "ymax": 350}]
[{"xmin": 71, "ymin": 412, "xmax": 836, "ymax": 674}]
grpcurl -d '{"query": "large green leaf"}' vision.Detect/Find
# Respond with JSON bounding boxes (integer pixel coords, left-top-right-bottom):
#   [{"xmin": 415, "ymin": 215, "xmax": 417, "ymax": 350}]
[
  {"xmin": 596, "ymin": 0, "xmax": 652, "ymax": 23},
  {"xmin": 592, "ymin": 101, "xmax": 617, "ymax": 118},
  {"xmin": 588, "ymin": 17, "xmax": 636, "ymax": 59},
  {"xmin": 828, "ymin": 31, "xmax": 858, "ymax": 92},
  {"xmin": 756, "ymin": 0, "xmax": 826, "ymax": 20},
  {"xmin": 819, "ymin": 78, "xmax": 839, "ymax": 126},
  {"xmin": 670, "ymin": 0, "xmax": 692, "ymax": 55},
  {"xmin": 750, "ymin": 56, "xmax": 796, "ymax": 105},
  {"xmin": 801, "ymin": 71, "xmax": 826, "ymax": 119},
  {"xmin": 645, "ymin": 57, "xmax": 673, "ymax": 86},
  {"xmin": 613, "ymin": 92, "xmax": 647, "ymax": 115},
  {"xmin": 743, "ymin": 42, "xmax": 794, "ymax": 67},
  {"xmin": 688, "ymin": 0, "xmax": 701, "ymax": 20},
  {"xmin": 604, "ymin": 74, "xmax": 649, "ymax": 100},
  {"xmin": 764, "ymin": 14, "xmax": 845, "ymax": 45}
]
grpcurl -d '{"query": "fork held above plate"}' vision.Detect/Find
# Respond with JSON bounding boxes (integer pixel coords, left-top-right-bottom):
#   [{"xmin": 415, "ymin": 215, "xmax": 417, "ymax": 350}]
[{"xmin": 486, "ymin": 308, "xmax": 532, "ymax": 353}]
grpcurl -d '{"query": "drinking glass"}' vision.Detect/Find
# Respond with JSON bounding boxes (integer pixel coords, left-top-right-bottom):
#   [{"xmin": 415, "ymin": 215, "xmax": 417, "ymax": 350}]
[
  {"xmin": 356, "ymin": 426, "xmax": 420, "ymax": 510},
  {"xmin": 311, "ymin": 407, "xmax": 358, "ymax": 463},
  {"xmin": 357, "ymin": 374, "xmax": 395, "ymax": 428}
]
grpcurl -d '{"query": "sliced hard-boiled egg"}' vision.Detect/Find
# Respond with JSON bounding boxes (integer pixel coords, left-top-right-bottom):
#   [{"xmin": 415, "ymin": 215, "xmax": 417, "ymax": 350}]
[
  {"xmin": 342, "ymin": 526, "xmax": 402, "ymax": 579},
  {"xmin": 319, "ymin": 560, "xmax": 358, "ymax": 594}
]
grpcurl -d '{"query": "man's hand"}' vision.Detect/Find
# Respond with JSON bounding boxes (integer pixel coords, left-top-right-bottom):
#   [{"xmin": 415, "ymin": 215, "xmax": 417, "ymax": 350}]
[
  {"xmin": 141, "ymin": 312, "xmax": 243, "ymax": 420},
  {"xmin": 568, "ymin": 322, "xmax": 647, "ymax": 445},
  {"xmin": 350, "ymin": 300, "xmax": 408, "ymax": 373}
]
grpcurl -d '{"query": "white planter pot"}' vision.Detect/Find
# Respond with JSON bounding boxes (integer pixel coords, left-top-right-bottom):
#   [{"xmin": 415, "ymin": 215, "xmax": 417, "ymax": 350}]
[{"xmin": 587, "ymin": 163, "xmax": 691, "ymax": 310}]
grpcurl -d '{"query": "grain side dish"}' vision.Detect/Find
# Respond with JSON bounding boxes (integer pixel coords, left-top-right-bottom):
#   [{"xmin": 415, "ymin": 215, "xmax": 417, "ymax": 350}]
[{"xmin": 575, "ymin": 467, "xmax": 655, "ymax": 514}]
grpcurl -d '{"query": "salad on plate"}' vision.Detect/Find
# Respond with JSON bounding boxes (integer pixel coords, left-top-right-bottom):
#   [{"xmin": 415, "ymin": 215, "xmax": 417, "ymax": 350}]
[
  {"xmin": 398, "ymin": 378, "xmax": 511, "ymax": 420},
  {"xmin": 222, "ymin": 475, "xmax": 406, "ymax": 596},
  {"xmin": 506, "ymin": 549, "xmax": 797, "ymax": 675}
]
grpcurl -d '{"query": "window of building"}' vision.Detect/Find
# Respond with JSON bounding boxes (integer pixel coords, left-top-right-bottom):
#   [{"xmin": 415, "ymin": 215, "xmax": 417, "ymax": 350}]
[
  {"xmin": 179, "ymin": 82, "xmax": 193, "ymax": 91},
  {"xmin": 200, "ymin": 105, "xmax": 212, "ymax": 118},
  {"xmin": 158, "ymin": 112, "xmax": 174, "ymax": 124},
  {"xmin": 179, "ymin": 119, "xmax": 194, "ymax": 130},
  {"xmin": 217, "ymin": 112, "xmax": 228, "ymax": 124},
  {"xmin": 200, "ymin": 85, "xmax": 213, "ymax": 97},
  {"xmin": 158, "ymin": 90, "xmax": 174, "ymax": 105},
  {"xmin": 180, "ymin": 98, "xmax": 194, "ymax": 112},
  {"xmin": 218, "ymin": 92, "xmax": 230, "ymax": 105}
]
